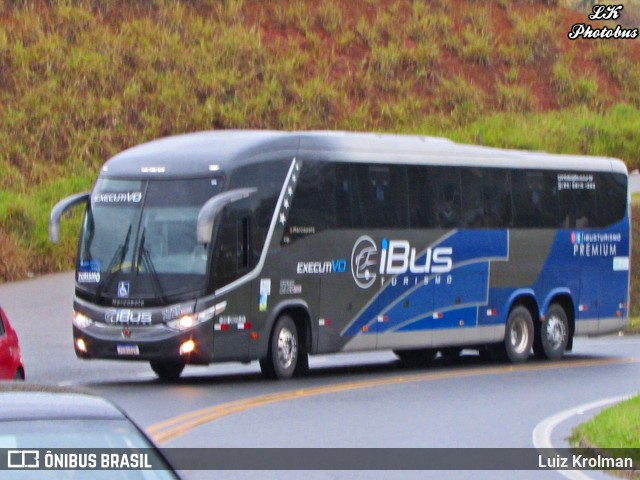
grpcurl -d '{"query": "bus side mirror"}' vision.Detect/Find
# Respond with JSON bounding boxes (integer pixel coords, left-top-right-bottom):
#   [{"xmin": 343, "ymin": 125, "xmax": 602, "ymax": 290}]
[
  {"xmin": 197, "ymin": 188, "xmax": 257, "ymax": 244},
  {"xmin": 49, "ymin": 192, "xmax": 90, "ymax": 244}
]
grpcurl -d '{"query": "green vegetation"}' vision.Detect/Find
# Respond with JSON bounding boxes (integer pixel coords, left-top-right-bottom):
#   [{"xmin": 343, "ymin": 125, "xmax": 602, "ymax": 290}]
[
  {"xmin": 570, "ymin": 395, "xmax": 640, "ymax": 467},
  {"xmin": 0, "ymin": 0, "xmax": 639, "ymax": 280},
  {"xmin": 626, "ymin": 317, "xmax": 640, "ymax": 333},
  {"xmin": 447, "ymin": 104, "xmax": 640, "ymax": 158}
]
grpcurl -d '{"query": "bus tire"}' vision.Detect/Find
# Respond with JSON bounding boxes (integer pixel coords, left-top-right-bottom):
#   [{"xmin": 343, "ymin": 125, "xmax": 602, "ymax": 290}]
[
  {"xmin": 538, "ymin": 303, "xmax": 570, "ymax": 360},
  {"xmin": 260, "ymin": 315, "xmax": 298, "ymax": 380},
  {"xmin": 394, "ymin": 348, "xmax": 436, "ymax": 366},
  {"xmin": 295, "ymin": 350, "xmax": 309, "ymax": 377},
  {"xmin": 503, "ymin": 306, "xmax": 533, "ymax": 363},
  {"xmin": 150, "ymin": 360, "xmax": 185, "ymax": 381}
]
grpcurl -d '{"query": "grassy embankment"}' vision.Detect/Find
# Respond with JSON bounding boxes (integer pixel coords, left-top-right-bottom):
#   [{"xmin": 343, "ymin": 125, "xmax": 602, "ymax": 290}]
[
  {"xmin": 570, "ymin": 395, "xmax": 640, "ymax": 449},
  {"xmin": 1, "ymin": 0, "xmax": 640, "ymax": 283},
  {"xmin": 569, "ymin": 395, "xmax": 640, "ymax": 477}
]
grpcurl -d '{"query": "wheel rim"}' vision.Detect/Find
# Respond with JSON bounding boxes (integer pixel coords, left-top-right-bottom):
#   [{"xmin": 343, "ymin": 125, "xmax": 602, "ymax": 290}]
[
  {"xmin": 510, "ymin": 317, "xmax": 529, "ymax": 354},
  {"xmin": 545, "ymin": 314, "xmax": 566, "ymax": 350},
  {"xmin": 277, "ymin": 326, "xmax": 297, "ymax": 369}
]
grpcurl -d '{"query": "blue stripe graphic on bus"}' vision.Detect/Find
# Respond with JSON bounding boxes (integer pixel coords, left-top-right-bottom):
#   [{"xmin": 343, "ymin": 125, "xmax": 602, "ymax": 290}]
[
  {"xmin": 382, "ymin": 262, "xmax": 489, "ymax": 333},
  {"xmin": 342, "ymin": 229, "xmax": 509, "ymax": 337},
  {"xmin": 397, "ymin": 306, "xmax": 479, "ymax": 332},
  {"xmin": 535, "ymin": 227, "xmax": 629, "ymax": 323}
]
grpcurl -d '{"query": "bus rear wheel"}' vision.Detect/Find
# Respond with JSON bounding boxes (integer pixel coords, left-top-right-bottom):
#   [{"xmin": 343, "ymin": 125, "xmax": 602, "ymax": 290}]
[
  {"xmin": 502, "ymin": 306, "xmax": 533, "ymax": 363},
  {"xmin": 537, "ymin": 304, "xmax": 569, "ymax": 360},
  {"xmin": 260, "ymin": 315, "xmax": 299, "ymax": 380},
  {"xmin": 150, "ymin": 360, "xmax": 185, "ymax": 381}
]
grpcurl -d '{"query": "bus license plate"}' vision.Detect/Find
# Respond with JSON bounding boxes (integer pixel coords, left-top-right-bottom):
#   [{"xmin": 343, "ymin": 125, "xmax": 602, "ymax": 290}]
[{"xmin": 117, "ymin": 344, "xmax": 140, "ymax": 356}]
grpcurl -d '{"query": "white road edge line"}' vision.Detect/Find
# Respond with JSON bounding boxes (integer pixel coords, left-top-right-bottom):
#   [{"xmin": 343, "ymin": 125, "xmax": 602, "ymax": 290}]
[{"xmin": 532, "ymin": 394, "xmax": 633, "ymax": 480}]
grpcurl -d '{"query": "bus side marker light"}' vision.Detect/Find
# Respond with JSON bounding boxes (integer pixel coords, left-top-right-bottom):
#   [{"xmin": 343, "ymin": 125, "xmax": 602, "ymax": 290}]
[
  {"xmin": 319, "ymin": 319, "xmax": 331, "ymax": 327},
  {"xmin": 579, "ymin": 305, "xmax": 588, "ymax": 312},
  {"xmin": 377, "ymin": 315, "xmax": 389, "ymax": 323},
  {"xmin": 250, "ymin": 332, "xmax": 259, "ymax": 341},
  {"xmin": 616, "ymin": 310, "xmax": 622, "ymax": 317},
  {"xmin": 214, "ymin": 324, "xmax": 229, "ymax": 331},
  {"xmin": 362, "ymin": 326, "xmax": 368, "ymax": 332},
  {"xmin": 486, "ymin": 309, "xmax": 497, "ymax": 317},
  {"xmin": 180, "ymin": 339, "xmax": 196, "ymax": 355},
  {"xmin": 433, "ymin": 312, "xmax": 443, "ymax": 319},
  {"xmin": 237, "ymin": 322, "xmax": 251, "ymax": 330}
]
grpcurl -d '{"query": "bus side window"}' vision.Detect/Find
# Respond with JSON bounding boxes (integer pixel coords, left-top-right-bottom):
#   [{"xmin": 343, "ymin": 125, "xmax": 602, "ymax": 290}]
[
  {"xmin": 284, "ymin": 161, "xmax": 337, "ymax": 244},
  {"xmin": 431, "ymin": 167, "xmax": 461, "ymax": 229},
  {"xmin": 460, "ymin": 169, "xmax": 487, "ymax": 227},
  {"xmin": 511, "ymin": 170, "xmax": 558, "ymax": 228},
  {"xmin": 229, "ymin": 159, "xmax": 289, "ymax": 252},
  {"xmin": 557, "ymin": 172, "xmax": 598, "ymax": 229},
  {"xmin": 351, "ymin": 164, "xmax": 408, "ymax": 229},
  {"xmin": 482, "ymin": 169, "xmax": 513, "ymax": 228},
  {"xmin": 335, "ymin": 163, "xmax": 352, "ymax": 229},
  {"xmin": 408, "ymin": 165, "xmax": 436, "ymax": 228},
  {"xmin": 596, "ymin": 172, "xmax": 627, "ymax": 227},
  {"xmin": 212, "ymin": 208, "xmax": 251, "ymax": 291}
]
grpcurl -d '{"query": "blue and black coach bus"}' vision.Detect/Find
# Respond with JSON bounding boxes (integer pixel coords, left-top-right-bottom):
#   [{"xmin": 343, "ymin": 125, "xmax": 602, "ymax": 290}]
[{"xmin": 50, "ymin": 131, "xmax": 630, "ymax": 380}]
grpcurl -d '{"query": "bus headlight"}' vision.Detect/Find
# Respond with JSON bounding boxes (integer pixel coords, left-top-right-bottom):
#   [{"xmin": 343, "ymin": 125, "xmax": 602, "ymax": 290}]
[
  {"xmin": 165, "ymin": 301, "xmax": 227, "ymax": 331},
  {"xmin": 166, "ymin": 315, "xmax": 198, "ymax": 331},
  {"xmin": 73, "ymin": 311, "xmax": 94, "ymax": 329}
]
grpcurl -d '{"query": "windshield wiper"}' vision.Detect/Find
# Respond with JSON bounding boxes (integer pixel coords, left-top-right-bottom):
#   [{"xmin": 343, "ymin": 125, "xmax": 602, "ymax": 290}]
[
  {"xmin": 137, "ymin": 228, "xmax": 167, "ymax": 304},
  {"xmin": 93, "ymin": 225, "xmax": 132, "ymax": 302}
]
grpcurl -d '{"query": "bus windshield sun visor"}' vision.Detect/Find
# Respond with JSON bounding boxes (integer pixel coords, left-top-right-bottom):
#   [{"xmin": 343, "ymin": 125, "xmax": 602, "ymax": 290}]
[
  {"xmin": 196, "ymin": 187, "xmax": 257, "ymax": 244},
  {"xmin": 49, "ymin": 192, "xmax": 90, "ymax": 244}
]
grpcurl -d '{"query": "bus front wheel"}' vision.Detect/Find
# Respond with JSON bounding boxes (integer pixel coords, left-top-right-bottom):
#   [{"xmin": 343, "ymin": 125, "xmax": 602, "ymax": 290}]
[
  {"xmin": 150, "ymin": 360, "xmax": 185, "ymax": 381},
  {"xmin": 260, "ymin": 315, "xmax": 299, "ymax": 380},
  {"xmin": 536, "ymin": 303, "xmax": 569, "ymax": 360},
  {"xmin": 503, "ymin": 306, "xmax": 533, "ymax": 363}
]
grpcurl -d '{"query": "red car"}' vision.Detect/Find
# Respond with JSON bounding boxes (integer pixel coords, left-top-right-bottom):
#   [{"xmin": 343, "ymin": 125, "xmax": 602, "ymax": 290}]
[{"xmin": 0, "ymin": 307, "xmax": 24, "ymax": 380}]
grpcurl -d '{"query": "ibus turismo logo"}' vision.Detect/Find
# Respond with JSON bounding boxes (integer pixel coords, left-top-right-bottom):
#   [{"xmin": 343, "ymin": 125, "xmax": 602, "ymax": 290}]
[
  {"xmin": 571, "ymin": 232, "xmax": 582, "ymax": 244},
  {"xmin": 351, "ymin": 236, "xmax": 453, "ymax": 289},
  {"xmin": 351, "ymin": 236, "xmax": 378, "ymax": 289}
]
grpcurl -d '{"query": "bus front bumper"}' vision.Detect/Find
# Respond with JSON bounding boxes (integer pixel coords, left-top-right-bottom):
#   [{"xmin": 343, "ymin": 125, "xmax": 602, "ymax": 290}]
[{"xmin": 73, "ymin": 322, "xmax": 213, "ymax": 365}]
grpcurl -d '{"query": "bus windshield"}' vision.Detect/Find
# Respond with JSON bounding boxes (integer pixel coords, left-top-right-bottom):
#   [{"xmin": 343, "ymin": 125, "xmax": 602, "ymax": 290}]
[{"xmin": 78, "ymin": 177, "xmax": 222, "ymax": 304}]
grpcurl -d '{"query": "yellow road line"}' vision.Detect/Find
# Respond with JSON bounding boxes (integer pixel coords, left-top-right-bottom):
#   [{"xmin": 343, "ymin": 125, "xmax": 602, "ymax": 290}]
[{"xmin": 148, "ymin": 357, "xmax": 638, "ymax": 445}]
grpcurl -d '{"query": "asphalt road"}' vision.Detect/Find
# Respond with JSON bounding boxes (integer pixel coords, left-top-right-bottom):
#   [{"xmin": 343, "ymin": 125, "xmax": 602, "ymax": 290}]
[{"xmin": 1, "ymin": 272, "xmax": 639, "ymax": 480}]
